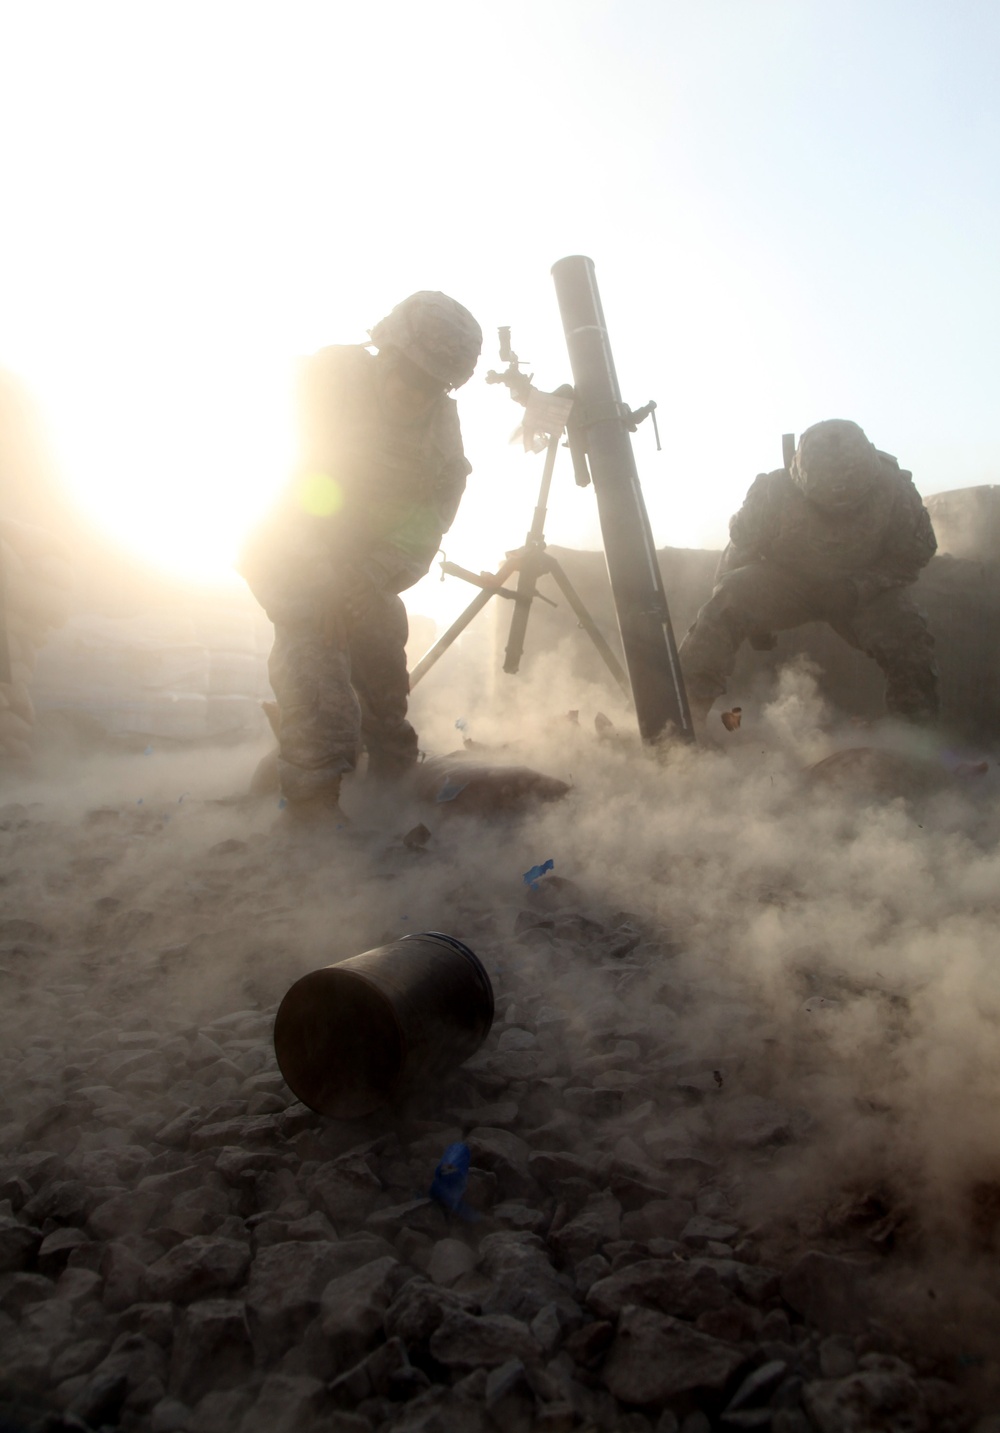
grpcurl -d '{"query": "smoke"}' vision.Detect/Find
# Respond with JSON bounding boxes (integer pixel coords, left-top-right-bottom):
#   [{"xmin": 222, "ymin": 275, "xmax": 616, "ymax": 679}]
[{"xmin": 5, "ymin": 646, "xmax": 1000, "ymax": 1366}]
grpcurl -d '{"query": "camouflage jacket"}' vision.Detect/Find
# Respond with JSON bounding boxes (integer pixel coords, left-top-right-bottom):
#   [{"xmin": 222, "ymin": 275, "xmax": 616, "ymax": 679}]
[
  {"xmin": 717, "ymin": 453, "xmax": 937, "ymax": 603},
  {"xmin": 240, "ymin": 345, "xmax": 471, "ymax": 615}
]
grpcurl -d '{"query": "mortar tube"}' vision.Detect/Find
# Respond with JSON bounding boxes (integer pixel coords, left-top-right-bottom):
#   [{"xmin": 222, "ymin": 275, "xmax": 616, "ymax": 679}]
[{"xmin": 551, "ymin": 254, "xmax": 694, "ymax": 744}]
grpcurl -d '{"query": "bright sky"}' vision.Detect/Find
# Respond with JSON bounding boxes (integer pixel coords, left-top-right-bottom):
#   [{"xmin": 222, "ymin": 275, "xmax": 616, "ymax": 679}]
[{"xmin": 2, "ymin": 0, "xmax": 999, "ymax": 626}]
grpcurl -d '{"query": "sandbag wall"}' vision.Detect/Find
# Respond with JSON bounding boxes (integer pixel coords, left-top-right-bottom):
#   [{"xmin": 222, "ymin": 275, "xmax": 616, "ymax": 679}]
[
  {"xmin": 32, "ymin": 600, "xmax": 273, "ymax": 745},
  {"xmin": 0, "ymin": 518, "xmax": 73, "ymax": 760},
  {"xmin": 499, "ymin": 529, "xmax": 1000, "ymax": 742}
]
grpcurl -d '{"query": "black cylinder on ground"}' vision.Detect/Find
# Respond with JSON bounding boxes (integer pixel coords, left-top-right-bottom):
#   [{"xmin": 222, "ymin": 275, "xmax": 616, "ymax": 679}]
[
  {"xmin": 551, "ymin": 254, "xmax": 693, "ymax": 743},
  {"xmin": 273, "ymin": 932, "xmax": 494, "ymax": 1119}
]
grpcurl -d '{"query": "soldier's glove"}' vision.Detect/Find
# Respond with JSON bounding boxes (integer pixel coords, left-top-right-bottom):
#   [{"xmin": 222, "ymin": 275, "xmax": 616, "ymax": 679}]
[{"xmin": 816, "ymin": 577, "xmax": 860, "ymax": 619}]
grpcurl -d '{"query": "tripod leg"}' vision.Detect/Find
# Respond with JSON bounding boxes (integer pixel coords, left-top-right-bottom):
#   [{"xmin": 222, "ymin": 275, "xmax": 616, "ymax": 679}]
[
  {"xmin": 410, "ymin": 554, "xmax": 522, "ymax": 688},
  {"xmin": 545, "ymin": 558, "xmax": 632, "ymax": 700},
  {"xmin": 503, "ymin": 554, "xmax": 542, "ymax": 674},
  {"xmin": 503, "ymin": 431, "xmax": 560, "ymax": 675},
  {"xmin": 409, "ymin": 588, "xmax": 495, "ymax": 688}
]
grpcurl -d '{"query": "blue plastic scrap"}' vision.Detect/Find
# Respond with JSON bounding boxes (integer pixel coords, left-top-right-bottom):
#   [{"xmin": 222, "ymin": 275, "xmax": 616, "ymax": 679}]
[
  {"xmin": 522, "ymin": 858, "xmax": 554, "ymax": 891},
  {"xmin": 435, "ymin": 779, "xmax": 470, "ymax": 804},
  {"xmin": 430, "ymin": 1141, "xmax": 477, "ymax": 1220},
  {"xmin": 455, "ymin": 717, "xmax": 468, "ymax": 731}
]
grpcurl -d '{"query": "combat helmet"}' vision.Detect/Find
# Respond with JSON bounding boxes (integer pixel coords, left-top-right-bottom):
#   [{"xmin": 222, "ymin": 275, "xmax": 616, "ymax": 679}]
[
  {"xmin": 369, "ymin": 291, "xmax": 483, "ymax": 390},
  {"xmin": 791, "ymin": 419, "xmax": 881, "ymax": 512}
]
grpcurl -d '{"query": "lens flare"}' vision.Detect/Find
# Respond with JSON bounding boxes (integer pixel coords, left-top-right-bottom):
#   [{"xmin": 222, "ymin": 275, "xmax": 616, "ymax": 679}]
[{"xmin": 295, "ymin": 472, "xmax": 343, "ymax": 517}]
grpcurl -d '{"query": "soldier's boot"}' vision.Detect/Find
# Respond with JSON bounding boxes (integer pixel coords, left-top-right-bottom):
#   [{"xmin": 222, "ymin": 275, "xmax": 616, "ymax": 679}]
[{"xmin": 278, "ymin": 780, "xmax": 349, "ymax": 830}]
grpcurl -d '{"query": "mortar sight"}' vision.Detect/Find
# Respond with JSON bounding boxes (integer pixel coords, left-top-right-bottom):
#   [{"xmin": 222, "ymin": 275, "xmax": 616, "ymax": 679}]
[{"xmin": 485, "ymin": 325, "xmax": 534, "ymax": 407}]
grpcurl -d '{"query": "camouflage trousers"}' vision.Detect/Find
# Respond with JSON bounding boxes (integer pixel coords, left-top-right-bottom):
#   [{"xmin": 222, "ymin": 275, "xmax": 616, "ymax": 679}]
[
  {"xmin": 268, "ymin": 590, "xmax": 418, "ymax": 804},
  {"xmin": 678, "ymin": 563, "xmax": 939, "ymax": 722}
]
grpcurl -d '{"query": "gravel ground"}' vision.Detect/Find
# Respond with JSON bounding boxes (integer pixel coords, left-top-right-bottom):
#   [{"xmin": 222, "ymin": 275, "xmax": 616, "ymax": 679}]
[{"xmin": 3, "ymin": 681, "xmax": 1000, "ymax": 1433}]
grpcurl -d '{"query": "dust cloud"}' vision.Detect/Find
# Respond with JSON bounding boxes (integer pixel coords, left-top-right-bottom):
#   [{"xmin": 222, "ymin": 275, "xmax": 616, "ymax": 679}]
[{"xmin": 4, "ymin": 644, "xmax": 1000, "ymax": 1422}]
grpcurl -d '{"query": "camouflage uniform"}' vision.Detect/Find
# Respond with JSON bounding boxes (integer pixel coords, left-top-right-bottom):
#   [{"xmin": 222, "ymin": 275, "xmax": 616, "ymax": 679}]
[
  {"xmin": 679, "ymin": 423, "xmax": 939, "ymax": 722},
  {"xmin": 242, "ymin": 341, "xmax": 472, "ymax": 804}
]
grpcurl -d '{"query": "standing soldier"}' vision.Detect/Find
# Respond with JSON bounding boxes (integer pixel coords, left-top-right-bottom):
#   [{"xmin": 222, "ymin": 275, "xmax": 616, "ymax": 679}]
[
  {"xmin": 679, "ymin": 419, "xmax": 939, "ymax": 728},
  {"xmin": 241, "ymin": 291, "xmax": 482, "ymax": 823}
]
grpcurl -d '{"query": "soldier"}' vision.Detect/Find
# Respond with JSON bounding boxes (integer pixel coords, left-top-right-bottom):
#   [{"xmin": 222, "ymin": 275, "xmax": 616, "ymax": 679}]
[
  {"xmin": 241, "ymin": 291, "xmax": 482, "ymax": 823},
  {"xmin": 679, "ymin": 419, "xmax": 939, "ymax": 728}
]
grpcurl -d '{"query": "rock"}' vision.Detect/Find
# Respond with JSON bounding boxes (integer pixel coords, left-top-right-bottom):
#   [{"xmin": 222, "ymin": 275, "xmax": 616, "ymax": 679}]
[
  {"xmin": 169, "ymin": 1299, "xmax": 253, "ymax": 1403},
  {"xmin": 549, "ymin": 1191, "xmax": 621, "ymax": 1262},
  {"xmin": 574, "ymin": 1254, "xmax": 611, "ymax": 1294},
  {"xmin": 246, "ymin": 1236, "xmax": 393, "ymax": 1355},
  {"xmin": 562, "ymin": 1087, "xmax": 621, "ymax": 1119},
  {"xmin": 215, "ymin": 1146, "xmax": 283, "ymax": 1183},
  {"xmin": 0, "ymin": 1214, "xmax": 42, "ymax": 1271},
  {"xmin": 802, "ymin": 1371, "xmax": 929, "ymax": 1433},
  {"xmin": 119, "ymin": 1301, "xmax": 175, "ymax": 1347},
  {"xmin": 365, "ymin": 1197, "xmax": 446, "ymax": 1237},
  {"xmin": 319, "ymin": 1255, "xmax": 403, "ymax": 1353},
  {"xmin": 528, "ymin": 1151, "xmax": 608, "ymax": 1187},
  {"xmin": 53, "ymin": 1265, "xmax": 103, "ymax": 1308},
  {"xmin": 186, "ymin": 1387, "xmax": 255, "ymax": 1432},
  {"xmin": 587, "ymin": 1259, "xmax": 729, "ymax": 1321},
  {"xmin": 695, "ymin": 1301, "xmax": 757, "ymax": 1344},
  {"xmin": 484, "ymin": 1356, "xmax": 536, "ymax": 1430},
  {"xmin": 236, "ymin": 1374, "xmax": 329, "ymax": 1433},
  {"xmin": 155, "ymin": 1109, "xmax": 201, "ymax": 1149},
  {"xmin": 328, "ymin": 1336, "xmax": 422, "ymax": 1405},
  {"xmin": 621, "ymin": 1199, "xmax": 693, "ymax": 1242},
  {"xmin": 690, "ymin": 1256, "xmax": 780, "ymax": 1306},
  {"xmin": 50, "ymin": 1337, "xmax": 113, "ymax": 1383},
  {"xmin": 284, "ymin": 1211, "xmax": 338, "ymax": 1243},
  {"xmin": 819, "ymin": 1334, "xmax": 858, "ymax": 1379},
  {"xmin": 779, "ymin": 1251, "xmax": 875, "ymax": 1334},
  {"xmin": 88, "ymin": 1189, "xmax": 161, "ymax": 1240},
  {"xmin": 390, "ymin": 1384, "xmax": 488, "ymax": 1432},
  {"xmin": 22, "ymin": 1177, "xmax": 95, "ymax": 1227},
  {"xmin": 450, "ymin": 1101, "xmax": 519, "ymax": 1128},
  {"xmin": 100, "ymin": 1241, "xmax": 149, "ymax": 1312},
  {"xmin": 38, "ymin": 1226, "xmax": 90, "ymax": 1275},
  {"xmin": 611, "ymin": 1157, "xmax": 712, "ymax": 1208},
  {"xmin": 529, "ymin": 1301, "xmax": 570, "ymax": 1355},
  {"xmin": 493, "ymin": 1201, "xmax": 547, "ymax": 1234},
  {"xmin": 145, "ymin": 1235, "xmax": 250, "ymax": 1303},
  {"xmin": 601, "ymin": 1306, "xmax": 748, "ymax": 1406},
  {"xmin": 465, "ymin": 1049, "xmax": 553, "ymax": 1086},
  {"xmin": 159, "ymin": 1183, "xmax": 231, "ymax": 1238},
  {"xmin": 308, "ymin": 1156, "xmax": 383, "ymax": 1223},
  {"xmin": 429, "ymin": 1309, "xmax": 539, "ymax": 1370},
  {"xmin": 681, "ymin": 1214, "xmax": 740, "ymax": 1247},
  {"xmin": 466, "ymin": 1127, "xmax": 535, "ymax": 1200},
  {"xmin": 725, "ymin": 1359, "xmax": 788, "ymax": 1412},
  {"xmin": 150, "ymin": 1396, "xmax": 191, "ymax": 1431},
  {"xmin": 714, "ymin": 1096, "xmax": 812, "ymax": 1149},
  {"xmin": 384, "ymin": 1277, "xmax": 479, "ymax": 1345},
  {"xmin": 497, "ymin": 1028, "xmax": 536, "ymax": 1051},
  {"xmin": 0, "ymin": 1270, "xmax": 54, "ymax": 1314},
  {"xmin": 564, "ymin": 1319, "xmax": 615, "ymax": 1369},
  {"xmin": 479, "ymin": 1231, "xmax": 580, "ymax": 1322},
  {"xmin": 426, "ymin": 1237, "xmax": 478, "ymax": 1287},
  {"xmin": 189, "ymin": 1113, "xmax": 282, "ymax": 1151},
  {"xmin": 67, "ymin": 1371, "xmax": 129, "ymax": 1427}
]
